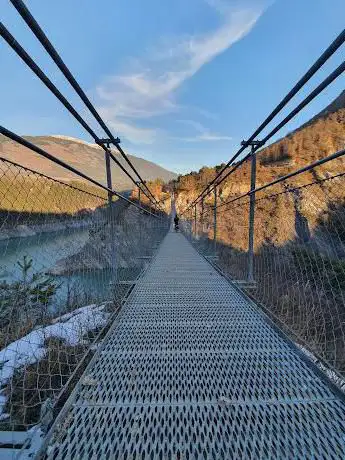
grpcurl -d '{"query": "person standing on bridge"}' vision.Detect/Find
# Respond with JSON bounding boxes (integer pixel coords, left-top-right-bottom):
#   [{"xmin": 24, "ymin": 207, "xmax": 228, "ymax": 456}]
[{"xmin": 174, "ymin": 214, "xmax": 179, "ymax": 231}]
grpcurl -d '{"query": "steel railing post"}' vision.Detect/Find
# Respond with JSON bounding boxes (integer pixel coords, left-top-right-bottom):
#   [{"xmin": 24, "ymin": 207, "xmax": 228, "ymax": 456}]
[
  {"xmin": 105, "ymin": 150, "xmax": 112, "ymax": 205},
  {"xmin": 189, "ymin": 209, "xmax": 192, "ymax": 237},
  {"xmin": 105, "ymin": 149, "xmax": 117, "ymax": 284},
  {"xmin": 246, "ymin": 141, "xmax": 262, "ymax": 282},
  {"xmin": 136, "ymin": 181, "xmax": 143, "ymax": 245},
  {"xmin": 194, "ymin": 205, "xmax": 197, "ymax": 238},
  {"xmin": 201, "ymin": 196, "xmax": 204, "ymax": 235},
  {"xmin": 213, "ymin": 185, "xmax": 217, "ymax": 255}
]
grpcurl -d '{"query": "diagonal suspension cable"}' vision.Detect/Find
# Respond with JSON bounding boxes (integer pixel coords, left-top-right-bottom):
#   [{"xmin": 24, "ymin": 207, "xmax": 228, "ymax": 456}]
[
  {"xmin": 0, "ymin": 21, "xmax": 160, "ymax": 209},
  {"xmin": 207, "ymin": 59, "xmax": 345, "ymax": 195},
  {"xmin": 0, "ymin": 125, "xmax": 159, "ymax": 218},
  {"xmin": 9, "ymin": 0, "xmax": 162, "ymax": 210},
  {"xmin": 181, "ymin": 28, "xmax": 345, "ymax": 215}
]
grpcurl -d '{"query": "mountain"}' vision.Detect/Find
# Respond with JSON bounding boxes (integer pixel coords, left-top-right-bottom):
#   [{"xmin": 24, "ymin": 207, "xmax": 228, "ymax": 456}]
[
  {"xmin": 173, "ymin": 91, "xmax": 345, "ymax": 377},
  {"xmin": 297, "ymin": 90, "xmax": 345, "ymax": 130},
  {"xmin": 175, "ymin": 90, "xmax": 345, "ymax": 202},
  {"xmin": 0, "ymin": 135, "xmax": 177, "ymax": 190},
  {"xmin": 174, "ymin": 89, "xmax": 345, "ymax": 252}
]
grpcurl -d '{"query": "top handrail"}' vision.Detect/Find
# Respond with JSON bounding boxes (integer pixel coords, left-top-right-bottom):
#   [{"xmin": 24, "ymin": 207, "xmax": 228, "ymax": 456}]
[
  {"xmin": 6, "ymin": 0, "xmax": 163, "ymax": 210},
  {"xmin": 0, "ymin": 126, "xmax": 160, "ymax": 218},
  {"xmin": 181, "ymin": 29, "xmax": 345, "ymax": 215},
  {"xmin": 200, "ymin": 147, "xmax": 345, "ymax": 213}
]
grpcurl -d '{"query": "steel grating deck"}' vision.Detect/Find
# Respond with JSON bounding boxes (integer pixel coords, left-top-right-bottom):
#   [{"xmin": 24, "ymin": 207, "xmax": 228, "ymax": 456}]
[{"xmin": 42, "ymin": 232, "xmax": 345, "ymax": 459}]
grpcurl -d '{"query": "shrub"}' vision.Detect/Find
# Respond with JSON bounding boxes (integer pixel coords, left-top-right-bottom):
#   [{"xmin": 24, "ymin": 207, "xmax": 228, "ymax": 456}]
[{"xmin": 0, "ymin": 256, "xmax": 60, "ymax": 348}]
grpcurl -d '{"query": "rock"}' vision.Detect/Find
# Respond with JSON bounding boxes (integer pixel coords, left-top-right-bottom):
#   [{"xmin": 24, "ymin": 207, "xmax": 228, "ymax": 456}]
[
  {"xmin": 47, "ymin": 205, "xmax": 167, "ymax": 275},
  {"xmin": 16, "ymin": 225, "xmax": 36, "ymax": 237}
]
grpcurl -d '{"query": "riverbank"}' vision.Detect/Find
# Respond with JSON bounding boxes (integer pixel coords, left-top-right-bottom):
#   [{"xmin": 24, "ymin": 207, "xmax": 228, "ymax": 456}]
[
  {"xmin": 48, "ymin": 206, "xmax": 168, "ymax": 275},
  {"xmin": 0, "ymin": 219, "xmax": 91, "ymax": 241}
]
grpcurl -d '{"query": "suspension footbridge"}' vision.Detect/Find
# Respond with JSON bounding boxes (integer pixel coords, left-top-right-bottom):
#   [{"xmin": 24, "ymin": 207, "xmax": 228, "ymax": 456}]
[
  {"xmin": 36, "ymin": 230, "xmax": 345, "ymax": 458},
  {"xmin": 1, "ymin": 1, "xmax": 345, "ymax": 458},
  {"xmin": 0, "ymin": 217, "xmax": 345, "ymax": 458}
]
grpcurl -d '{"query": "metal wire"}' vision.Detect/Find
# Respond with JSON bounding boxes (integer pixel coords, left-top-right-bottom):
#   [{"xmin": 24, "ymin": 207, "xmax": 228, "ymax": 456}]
[
  {"xmin": 214, "ymin": 147, "xmax": 345, "ymax": 211},
  {"xmin": 8, "ymin": 0, "xmax": 162, "ymax": 210},
  {"xmin": 183, "ymin": 151, "xmax": 345, "ymax": 378},
  {"xmin": 0, "ymin": 125, "xmax": 159, "ymax": 218},
  {"xmin": 0, "ymin": 22, "xmax": 161, "ymax": 210},
  {"xmin": 181, "ymin": 29, "xmax": 345, "ymax": 215},
  {"xmin": 0, "ymin": 157, "xmax": 168, "ymax": 434}
]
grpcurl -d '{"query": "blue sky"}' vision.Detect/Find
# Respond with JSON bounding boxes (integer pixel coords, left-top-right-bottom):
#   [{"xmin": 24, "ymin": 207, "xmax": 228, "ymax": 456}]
[{"xmin": 1, "ymin": 0, "xmax": 344, "ymax": 173}]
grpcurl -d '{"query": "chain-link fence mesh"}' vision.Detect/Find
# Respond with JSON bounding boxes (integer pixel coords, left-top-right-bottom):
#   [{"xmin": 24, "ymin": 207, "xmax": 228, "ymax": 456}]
[
  {"xmin": 0, "ymin": 157, "xmax": 168, "ymax": 431},
  {"xmin": 182, "ymin": 152, "xmax": 345, "ymax": 379}
]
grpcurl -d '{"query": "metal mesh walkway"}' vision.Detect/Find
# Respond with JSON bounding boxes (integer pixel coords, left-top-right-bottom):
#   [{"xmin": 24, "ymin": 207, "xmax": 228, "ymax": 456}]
[{"xmin": 42, "ymin": 231, "xmax": 345, "ymax": 459}]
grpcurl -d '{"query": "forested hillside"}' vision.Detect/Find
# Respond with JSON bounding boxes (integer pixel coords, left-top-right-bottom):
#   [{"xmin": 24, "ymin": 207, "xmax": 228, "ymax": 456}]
[
  {"xmin": 173, "ymin": 91, "xmax": 345, "ymax": 372},
  {"xmin": 175, "ymin": 90, "xmax": 345, "ymax": 208}
]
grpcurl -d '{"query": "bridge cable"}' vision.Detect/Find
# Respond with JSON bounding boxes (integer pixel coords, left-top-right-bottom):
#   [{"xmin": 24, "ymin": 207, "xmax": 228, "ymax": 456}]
[
  {"xmin": 209, "ymin": 147, "xmax": 345, "ymax": 213},
  {"xmin": 181, "ymin": 28, "xmax": 345, "ymax": 215},
  {"xmin": 0, "ymin": 125, "xmax": 159, "ymax": 218},
  {"xmin": 9, "ymin": 0, "xmax": 162, "ymax": 210},
  {"xmin": 200, "ymin": 58, "xmax": 345, "ymax": 203},
  {"xmin": 0, "ymin": 22, "xmax": 161, "ymax": 211}
]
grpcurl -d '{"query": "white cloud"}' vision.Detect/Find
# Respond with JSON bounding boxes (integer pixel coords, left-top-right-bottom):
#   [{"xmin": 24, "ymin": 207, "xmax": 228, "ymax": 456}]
[
  {"xmin": 198, "ymin": 133, "xmax": 233, "ymax": 141},
  {"xmin": 107, "ymin": 119, "xmax": 159, "ymax": 145},
  {"xmin": 180, "ymin": 133, "xmax": 233, "ymax": 142},
  {"xmin": 176, "ymin": 119, "xmax": 232, "ymax": 142},
  {"xmin": 95, "ymin": 2, "xmax": 265, "ymax": 144}
]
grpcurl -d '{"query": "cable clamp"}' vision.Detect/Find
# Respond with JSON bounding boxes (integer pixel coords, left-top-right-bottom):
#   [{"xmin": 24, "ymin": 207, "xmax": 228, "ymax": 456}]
[
  {"xmin": 241, "ymin": 139, "xmax": 264, "ymax": 148},
  {"xmin": 96, "ymin": 137, "xmax": 121, "ymax": 149}
]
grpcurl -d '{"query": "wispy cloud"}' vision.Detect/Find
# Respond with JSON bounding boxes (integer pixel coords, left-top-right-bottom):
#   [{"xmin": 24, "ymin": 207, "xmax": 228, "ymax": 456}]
[
  {"xmin": 197, "ymin": 133, "xmax": 233, "ymax": 141},
  {"xmin": 181, "ymin": 132, "xmax": 233, "ymax": 142},
  {"xmin": 106, "ymin": 118, "xmax": 159, "ymax": 145},
  {"xmin": 175, "ymin": 119, "xmax": 232, "ymax": 142},
  {"xmin": 96, "ymin": 1, "xmax": 265, "ymax": 144}
]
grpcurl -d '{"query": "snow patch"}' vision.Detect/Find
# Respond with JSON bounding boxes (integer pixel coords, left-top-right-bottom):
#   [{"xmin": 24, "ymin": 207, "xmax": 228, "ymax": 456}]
[
  {"xmin": 297, "ymin": 344, "xmax": 345, "ymax": 391},
  {"xmin": 48, "ymin": 135, "xmax": 102, "ymax": 150},
  {"xmin": 0, "ymin": 303, "xmax": 110, "ymax": 415}
]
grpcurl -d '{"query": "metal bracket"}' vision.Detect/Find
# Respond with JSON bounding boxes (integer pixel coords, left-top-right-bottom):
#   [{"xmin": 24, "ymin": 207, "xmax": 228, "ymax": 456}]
[
  {"xmin": 96, "ymin": 137, "xmax": 121, "ymax": 149},
  {"xmin": 241, "ymin": 139, "xmax": 264, "ymax": 148}
]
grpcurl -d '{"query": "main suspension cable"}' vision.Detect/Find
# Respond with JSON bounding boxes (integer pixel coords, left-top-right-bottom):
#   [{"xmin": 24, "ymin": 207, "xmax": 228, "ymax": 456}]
[
  {"xmin": 9, "ymin": 0, "xmax": 162, "ymax": 209},
  {"xmin": 181, "ymin": 28, "xmax": 345, "ymax": 215},
  {"xmin": 0, "ymin": 125, "xmax": 159, "ymax": 218},
  {"xmin": 0, "ymin": 22, "xmax": 161, "ymax": 209}
]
